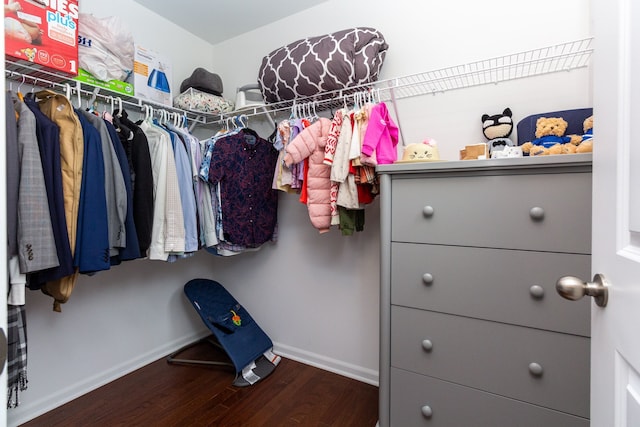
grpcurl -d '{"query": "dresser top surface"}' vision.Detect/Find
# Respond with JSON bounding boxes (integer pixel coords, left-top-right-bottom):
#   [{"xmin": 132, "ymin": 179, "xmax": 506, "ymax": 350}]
[{"xmin": 377, "ymin": 153, "xmax": 592, "ymax": 176}]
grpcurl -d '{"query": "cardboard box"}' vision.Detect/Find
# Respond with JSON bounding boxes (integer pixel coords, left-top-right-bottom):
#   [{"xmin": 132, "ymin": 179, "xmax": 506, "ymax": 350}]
[
  {"xmin": 133, "ymin": 45, "xmax": 172, "ymax": 106},
  {"xmin": 4, "ymin": 0, "xmax": 79, "ymax": 75},
  {"xmin": 74, "ymin": 68, "xmax": 134, "ymax": 97},
  {"xmin": 460, "ymin": 143, "xmax": 489, "ymax": 160}
]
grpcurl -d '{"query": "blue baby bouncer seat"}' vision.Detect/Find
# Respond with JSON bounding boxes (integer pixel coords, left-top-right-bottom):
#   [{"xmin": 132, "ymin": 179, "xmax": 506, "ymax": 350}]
[{"xmin": 167, "ymin": 278, "xmax": 280, "ymax": 387}]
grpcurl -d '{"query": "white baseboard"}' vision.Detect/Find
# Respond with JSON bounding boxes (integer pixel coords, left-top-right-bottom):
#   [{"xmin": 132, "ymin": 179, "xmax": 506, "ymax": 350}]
[
  {"xmin": 7, "ymin": 330, "xmax": 210, "ymax": 427},
  {"xmin": 272, "ymin": 341, "xmax": 379, "ymax": 387},
  {"xmin": 8, "ymin": 334, "xmax": 378, "ymax": 426}
]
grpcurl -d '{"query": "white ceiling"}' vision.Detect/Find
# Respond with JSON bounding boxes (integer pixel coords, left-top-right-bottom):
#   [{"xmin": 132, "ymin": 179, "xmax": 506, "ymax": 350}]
[{"xmin": 131, "ymin": 0, "xmax": 326, "ymax": 45}]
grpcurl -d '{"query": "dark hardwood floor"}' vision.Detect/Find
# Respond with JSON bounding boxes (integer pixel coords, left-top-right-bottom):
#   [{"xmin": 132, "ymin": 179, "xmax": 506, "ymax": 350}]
[{"xmin": 20, "ymin": 339, "xmax": 379, "ymax": 427}]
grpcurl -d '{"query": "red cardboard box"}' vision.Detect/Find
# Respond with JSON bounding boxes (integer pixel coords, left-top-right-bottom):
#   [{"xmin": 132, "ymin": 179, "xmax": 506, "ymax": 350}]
[{"xmin": 4, "ymin": 0, "xmax": 79, "ymax": 75}]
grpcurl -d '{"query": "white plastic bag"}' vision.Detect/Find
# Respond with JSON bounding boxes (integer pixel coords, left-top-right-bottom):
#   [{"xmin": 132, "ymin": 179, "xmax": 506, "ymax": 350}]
[{"xmin": 78, "ymin": 14, "xmax": 134, "ymax": 82}]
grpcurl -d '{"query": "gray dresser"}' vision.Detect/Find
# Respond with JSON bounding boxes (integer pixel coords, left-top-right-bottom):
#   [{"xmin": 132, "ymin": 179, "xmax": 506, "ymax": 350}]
[{"xmin": 377, "ymin": 154, "xmax": 592, "ymax": 427}]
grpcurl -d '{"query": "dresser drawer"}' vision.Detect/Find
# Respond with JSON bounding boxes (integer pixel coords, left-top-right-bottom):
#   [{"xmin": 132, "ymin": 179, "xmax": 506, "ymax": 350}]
[
  {"xmin": 390, "ymin": 172, "xmax": 591, "ymax": 253},
  {"xmin": 391, "ymin": 242, "xmax": 591, "ymax": 336},
  {"xmin": 390, "ymin": 367, "xmax": 589, "ymax": 427},
  {"xmin": 391, "ymin": 306, "xmax": 590, "ymax": 417}
]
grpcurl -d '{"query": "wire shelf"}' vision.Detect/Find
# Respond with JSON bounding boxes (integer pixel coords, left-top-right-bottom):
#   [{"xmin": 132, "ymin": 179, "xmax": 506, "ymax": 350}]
[
  {"xmin": 5, "ymin": 37, "xmax": 593, "ymax": 126},
  {"xmin": 245, "ymin": 37, "xmax": 594, "ymax": 118},
  {"xmin": 4, "ymin": 58, "xmax": 214, "ymax": 127},
  {"xmin": 386, "ymin": 37, "xmax": 593, "ymax": 98}
]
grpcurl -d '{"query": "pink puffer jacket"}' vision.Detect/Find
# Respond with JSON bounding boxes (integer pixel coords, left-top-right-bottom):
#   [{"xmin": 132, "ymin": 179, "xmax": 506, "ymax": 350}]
[{"xmin": 284, "ymin": 118, "xmax": 332, "ymax": 233}]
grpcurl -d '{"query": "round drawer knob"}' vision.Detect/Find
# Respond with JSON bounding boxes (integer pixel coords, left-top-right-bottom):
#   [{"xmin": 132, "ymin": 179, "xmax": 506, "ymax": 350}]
[
  {"xmin": 422, "ymin": 205, "xmax": 435, "ymax": 218},
  {"xmin": 529, "ymin": 285, "xmax": 545, "ymax": 299},
  {"xmin": 421, "ymin": 339, "xmax": 434, "ymax": 352},
  {"xmin": 529, "ymin": 206, "xmax": 545, "ymax": 221},
  {"xmin": 421, "ymin": 405, "xmax": 433, "ymax": 418},
  {"xmin": 529, "ymin": 362, "xmax": 544, "ymax": 377},
  {"xmin": 422, "ymin": 273, "xmax": 434, "ymax": 285}
]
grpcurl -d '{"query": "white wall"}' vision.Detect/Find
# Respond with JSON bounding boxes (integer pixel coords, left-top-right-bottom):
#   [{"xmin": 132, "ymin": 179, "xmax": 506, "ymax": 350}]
[
  {"xmin": 8, "ymin": 1, "xmax": 221, "ymax": 425},
  {"xmin": 213, "ymin": 0, "xmax": 592, "ymax": 159},
  {"xmin": 8, "ymin": 1, "xmax": 592, "ymax": 425}
]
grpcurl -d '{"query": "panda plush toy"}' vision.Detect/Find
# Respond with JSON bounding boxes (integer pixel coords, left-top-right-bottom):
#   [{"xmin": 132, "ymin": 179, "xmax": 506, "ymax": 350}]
[{"xmin": 482, "ymin": 108, "xmax": 516, "ymax": 157}]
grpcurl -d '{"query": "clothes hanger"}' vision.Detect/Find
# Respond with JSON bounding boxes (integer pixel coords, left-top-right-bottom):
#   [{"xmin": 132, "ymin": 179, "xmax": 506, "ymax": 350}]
[
  {"xmin": 107, "ymin": 96, "xmax": 113, "ymax": 115},
  {"xmin": 116, "ymin": 97, "xmax": 124, "ymax": 118},
  {"xmin": 86, "ymin": 95, "xmax": 95, "ymax": 113},
  {"xmin": 17, "ymin": 75, "xmax": 25, "ymax": 94},
  {"xmin": 239, "ymin": 114, "xmax": 248, "ymax": 128},
  {"xmin": 289, "ymin": 100, "xmax": 297, "ymax": 120},
  {"xmin": 145, "ymin": 105, "xmax": 154, "ymax": 122}
]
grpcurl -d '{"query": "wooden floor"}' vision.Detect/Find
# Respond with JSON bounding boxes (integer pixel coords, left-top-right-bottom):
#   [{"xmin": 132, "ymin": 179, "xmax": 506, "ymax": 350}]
[{"xmin": 21, "ymin": 339, "xmax": 379, "ymax": 427}]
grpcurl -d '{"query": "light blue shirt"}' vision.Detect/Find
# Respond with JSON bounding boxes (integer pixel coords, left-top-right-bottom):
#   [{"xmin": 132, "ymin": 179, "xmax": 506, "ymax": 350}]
[{"xmin": 167, "ymin": 128, "xmax": 198, "ymax": 253}]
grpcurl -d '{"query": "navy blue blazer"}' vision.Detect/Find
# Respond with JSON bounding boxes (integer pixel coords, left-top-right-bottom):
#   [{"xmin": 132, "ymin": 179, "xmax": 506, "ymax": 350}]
[
  {"xmin": 73, "ymin": 110, "xmax": 110, "ymax": 275},
  {"xmin": 24, "ymin": 96, "xmax": 75, "ymax": 289}
]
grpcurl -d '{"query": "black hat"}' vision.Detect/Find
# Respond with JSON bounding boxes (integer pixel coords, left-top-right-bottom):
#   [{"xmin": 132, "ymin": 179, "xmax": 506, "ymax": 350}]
[{"xmin": 180, "ymin": 67, "xmax": 223, "ymax": 96}]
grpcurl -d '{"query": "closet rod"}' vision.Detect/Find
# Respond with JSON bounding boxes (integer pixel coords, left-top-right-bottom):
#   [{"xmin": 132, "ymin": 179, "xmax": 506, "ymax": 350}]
[{"xmin": 207, "ymin": 86, "xmax": 388, "ymax": 126}]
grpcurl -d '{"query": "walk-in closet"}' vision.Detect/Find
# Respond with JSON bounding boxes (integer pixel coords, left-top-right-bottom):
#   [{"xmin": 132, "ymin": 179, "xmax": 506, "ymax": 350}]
[{"xmin": 3, "ymin": 0, "xmax": 597, "ymax": 426}]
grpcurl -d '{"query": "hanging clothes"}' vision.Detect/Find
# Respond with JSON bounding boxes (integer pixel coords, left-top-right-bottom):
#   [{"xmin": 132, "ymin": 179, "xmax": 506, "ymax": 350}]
[
  {"xmin": 163, "ymin": 122, "xmax": 198, "ymax": 255},
  {"xmin": 323, "ymin": 109, "xmax": 345, "ymax": 226},
  {"xmin": 73, "ymin": 109, "xmax": 110, "ymax": 275},
  {"xmin": 77, "ymin": 109, "xmax": 127, "ymax": 257},
  {"xmin": 36, "ymin": 90, "xmax": 84, "ymax": 312},
  {"xmin": 13, "ymin": 98, "xmax": 59, "ymax": 274},
  {"xmin": 104, "ymin": 119, "xmax": 141, "ymax": 263},
  {"xmin": 24, "ymin": 94, "xmax": 76, "ymax": 281},
  {"xmin": 271, "ymin": 120, "xmax": 298, "ymax": 194},
  {"xmin": 360, "ymin": 101, "xmax": 399, "ymax": 165},
  {"xmin": 115, "ymin": 109, "xmax": 154, "ymax": 256},
  {"xmin": 283, "ymin": 117, "xmax": 332, "ymax": 234},
  {"xmin": 7, "ymin": 305, "xmax": 28, "ymax": 409},
  {"xmin": 177, "ymin": 125, "xmax": 218, "ymax": 249},
  {"xmin": 207, "ymin": 128, "xmax": 279, "ymax": 247},
  {"xmin": 6, "ymin": 91, "xmax": 20, "ymax": 264},
  {"xmin": 200, "ymin": 123, "xmax": 257, "ymax": 255},
  {"xmin": 329, "ymin": 111, "xmax": 353, "ymax": 184},
  {"xmin": 140, "ymin": 118, "xmax": 185, "ymax": 260},
  {"xmin": 287, "ymin": 119, "xmax": 305, "ymax": 191}
]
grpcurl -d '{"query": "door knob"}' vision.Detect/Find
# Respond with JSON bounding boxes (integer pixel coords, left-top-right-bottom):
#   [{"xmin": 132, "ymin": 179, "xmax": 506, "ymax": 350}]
[{"xmin": 556, "ymin": 273, "xmax": 609, "ymax": 307}]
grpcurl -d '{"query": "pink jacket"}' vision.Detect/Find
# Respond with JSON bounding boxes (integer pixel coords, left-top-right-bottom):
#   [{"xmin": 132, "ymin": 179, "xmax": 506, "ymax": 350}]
[
  {"xmin": 284, "ymin": 118, "xmax": 332, "ymax": 233},
  {"xmin": 361, "ymin": 102, "xmax": 399, "ymax": 164}
]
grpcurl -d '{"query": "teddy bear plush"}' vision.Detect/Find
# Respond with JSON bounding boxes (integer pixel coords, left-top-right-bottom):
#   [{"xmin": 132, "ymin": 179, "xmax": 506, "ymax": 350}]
[
  {"xmin": 521, "ymin": 116, "xmax": 582, "ymax": 156},
  {"xmin": 574, "ymin": 115, "xmax": 593, "ymax": 153},
  {"xmin": 482, "ymin": 108, "xmax": 515, "ymax": 156}
]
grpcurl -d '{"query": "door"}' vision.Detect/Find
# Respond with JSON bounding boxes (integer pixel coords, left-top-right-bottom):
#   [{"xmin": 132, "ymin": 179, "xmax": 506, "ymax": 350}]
[{"xmin": 590, "ymin": 0, "xmax": 640, "ymax": 425}]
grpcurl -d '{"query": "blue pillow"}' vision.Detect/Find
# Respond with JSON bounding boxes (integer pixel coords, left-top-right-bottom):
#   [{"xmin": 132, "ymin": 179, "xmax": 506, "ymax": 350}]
[{"xmin": 517, "ymin": 108, "xmax": 593, "ymax": 146}]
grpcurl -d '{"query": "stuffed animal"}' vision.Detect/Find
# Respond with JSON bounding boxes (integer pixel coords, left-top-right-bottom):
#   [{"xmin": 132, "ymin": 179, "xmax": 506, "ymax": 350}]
[
  {"xmin": 574, "ymin": 115, "xmax": 594, "ymax": 153},
  {"xmin": 482, "ymin": 108, "xmax": 515, "ymax": 155},
  {"xmin": 400, "ymin": 138, "xmax": 440, "ymax": 162},
  {"xmin": 521, "ymin": 116, "xmax": 580, "ymax": 156},
  {"xmin": 492, "ymin": 146, "xmax": 524, "ymax": 158}
]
